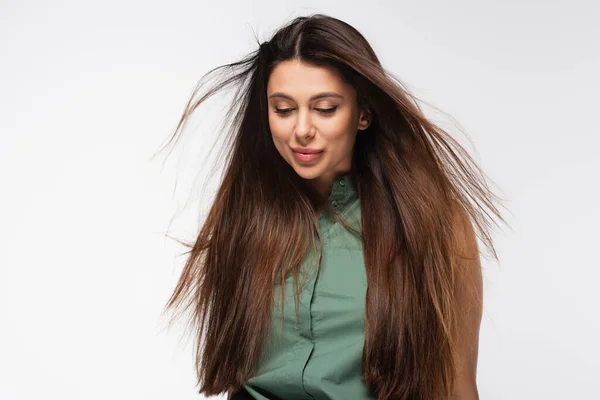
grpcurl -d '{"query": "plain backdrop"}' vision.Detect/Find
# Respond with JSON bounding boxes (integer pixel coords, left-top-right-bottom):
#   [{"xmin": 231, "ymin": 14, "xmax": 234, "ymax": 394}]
[{"xmin": 1, "ymin": 1, "xmax": 598, "ymax": 399}]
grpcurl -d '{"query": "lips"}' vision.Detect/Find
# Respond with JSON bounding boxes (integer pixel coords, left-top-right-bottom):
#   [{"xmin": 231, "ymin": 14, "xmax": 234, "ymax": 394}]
[
  {"xmin": 292, "ymin": 149, "xmax": 324, "ymax": 163},
  {"xmin": 292, "ymin": 147, "xmax": 324, "ymax": 154}
]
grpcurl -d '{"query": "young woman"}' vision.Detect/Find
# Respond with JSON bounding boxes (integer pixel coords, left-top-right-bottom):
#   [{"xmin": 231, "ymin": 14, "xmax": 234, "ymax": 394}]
[{"xmin": 160, "ymin": 13, "xmax": 507, "ymax": 400}]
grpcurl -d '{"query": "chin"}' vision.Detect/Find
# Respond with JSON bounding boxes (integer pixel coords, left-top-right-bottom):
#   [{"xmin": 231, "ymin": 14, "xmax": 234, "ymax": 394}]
[
  {"xmin": 290, "ymin": 164, "xmax": 324, "ymax": 181},
  {"xmin": 292, "ymin": 169, "xmax": 317, "ymax": 180}
]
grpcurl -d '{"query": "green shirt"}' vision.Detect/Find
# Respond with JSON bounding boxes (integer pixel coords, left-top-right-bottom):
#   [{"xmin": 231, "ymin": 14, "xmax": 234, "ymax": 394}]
[{"xmin": 243, "ymin": 173, "xmax": 376, "ymax": 399}]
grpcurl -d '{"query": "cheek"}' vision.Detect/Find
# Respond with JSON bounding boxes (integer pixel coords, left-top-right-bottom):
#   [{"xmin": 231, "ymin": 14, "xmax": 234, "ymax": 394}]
[
  {"xmin": 268, "ymin": 118, "xmax": 288, "ymax": 157},
  {"xmin": 268, "ymin": 115, "xmax": 287, "ymax": 141},
  {"xmin": 319, "ymin": 113, "xmax": 355, "ymax": 141}
]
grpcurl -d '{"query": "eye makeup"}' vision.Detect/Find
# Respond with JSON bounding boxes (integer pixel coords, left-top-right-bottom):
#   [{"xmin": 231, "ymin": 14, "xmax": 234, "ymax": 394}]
[{"xmin": 274, "ymin": 106, "xmax": 338, "ymax": 115}]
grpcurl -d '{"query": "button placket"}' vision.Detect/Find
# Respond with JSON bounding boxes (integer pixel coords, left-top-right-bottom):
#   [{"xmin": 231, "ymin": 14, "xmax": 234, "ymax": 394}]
[{"xmin": 330, "ymin": 177, "xmax": 347, "ymax": 210}]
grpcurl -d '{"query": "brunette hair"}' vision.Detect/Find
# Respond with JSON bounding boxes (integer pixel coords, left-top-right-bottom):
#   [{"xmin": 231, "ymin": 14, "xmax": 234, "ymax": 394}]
[{"xmin": 158, "ymin": 13, "xmax": 507, "ymax": 399}]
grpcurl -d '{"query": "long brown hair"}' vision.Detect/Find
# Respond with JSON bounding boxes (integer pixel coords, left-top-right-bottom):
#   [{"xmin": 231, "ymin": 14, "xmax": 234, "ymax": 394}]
[{"xmin": 157, "ymin": 13, "xmax": 508, "ymax": 399}]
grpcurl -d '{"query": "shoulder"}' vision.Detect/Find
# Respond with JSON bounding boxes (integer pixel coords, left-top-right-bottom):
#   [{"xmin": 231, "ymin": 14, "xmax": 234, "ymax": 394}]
[
  {"xmin": 449, "ymin": 201, "xmax": 479, "ymax": 261},
  {"xmin": 448, "ymin": 201, "xmax": 483, "ymax": 394}
]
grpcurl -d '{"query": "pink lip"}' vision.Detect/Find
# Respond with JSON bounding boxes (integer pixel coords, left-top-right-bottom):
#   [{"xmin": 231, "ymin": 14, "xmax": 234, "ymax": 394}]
[
  {"xmin": 292, "ymin": 149, "xmax": 323, "ymax": 164},
  {"xmin": 291, "ymin": 147, "xmax": 323, "ymax": 154}
]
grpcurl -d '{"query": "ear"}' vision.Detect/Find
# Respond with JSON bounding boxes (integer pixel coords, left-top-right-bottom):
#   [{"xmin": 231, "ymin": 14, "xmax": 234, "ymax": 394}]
[{"xmin": 358, "ymin": 107, "xmax": 371, "ymax": 131}]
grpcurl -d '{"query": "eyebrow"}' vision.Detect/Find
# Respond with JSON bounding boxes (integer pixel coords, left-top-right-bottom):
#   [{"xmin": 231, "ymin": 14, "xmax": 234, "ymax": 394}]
[{"xmin": 268, "ymin": 92, "xmax": 344, "ymax": 101}]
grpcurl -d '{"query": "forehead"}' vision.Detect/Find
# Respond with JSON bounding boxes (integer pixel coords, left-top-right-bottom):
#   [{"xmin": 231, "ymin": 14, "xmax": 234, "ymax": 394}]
[{"xmin": 266, "ymin": 59, "xmax": 352, "ymax": 98}]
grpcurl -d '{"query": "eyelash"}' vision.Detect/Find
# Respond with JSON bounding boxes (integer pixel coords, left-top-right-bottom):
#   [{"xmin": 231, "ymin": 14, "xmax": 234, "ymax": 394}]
[{"xmin": 274, "ymin": 106, "xmax": 338, "ymax": 115}]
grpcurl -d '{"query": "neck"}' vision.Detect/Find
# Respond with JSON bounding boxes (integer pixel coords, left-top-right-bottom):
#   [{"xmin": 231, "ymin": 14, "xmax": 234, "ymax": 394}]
[{"xmin": 309, "ymin": 169, "xmax": 352, "ymax": 198}]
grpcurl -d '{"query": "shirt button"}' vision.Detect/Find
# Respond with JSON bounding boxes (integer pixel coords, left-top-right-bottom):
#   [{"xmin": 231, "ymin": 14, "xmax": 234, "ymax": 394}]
[
  {"xmin": 339, "ymin": 180, "xmax": 345, "ymax": 187},
  {"xmin": 332, "ymin": 200, "xmax": 338, "ymax": 207}
]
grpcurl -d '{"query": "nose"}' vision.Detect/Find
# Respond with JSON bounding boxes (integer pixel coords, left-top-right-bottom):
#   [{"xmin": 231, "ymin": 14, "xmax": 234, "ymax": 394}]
[{"xmin": 294, "ymin": 108, "xmax": 315, "ymax": 140}]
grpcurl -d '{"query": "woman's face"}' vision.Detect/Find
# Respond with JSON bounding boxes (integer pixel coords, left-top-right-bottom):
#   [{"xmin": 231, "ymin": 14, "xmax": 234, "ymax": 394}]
[{"xmin": 266, "ymin": 59, "xmax": 370, "ymax": 195}]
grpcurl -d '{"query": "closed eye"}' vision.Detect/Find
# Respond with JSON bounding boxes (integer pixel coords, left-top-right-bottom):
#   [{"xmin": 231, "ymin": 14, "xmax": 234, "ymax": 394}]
[
  {"xmin": 315, "ymin": 106, "xmax": 337, "ymax": 114},
  {"xmin": 274, "ymin": 108, "xmax": 294, "ymax": 115},
  {"xmin": 273, "ymin": 106, "xmax": 338, "ymax": 115}
]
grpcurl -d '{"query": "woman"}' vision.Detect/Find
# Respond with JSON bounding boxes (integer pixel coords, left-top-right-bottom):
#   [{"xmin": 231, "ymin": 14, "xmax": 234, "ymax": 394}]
[{"xmin": 160, "ymin": 13, "xmax": 507, "ymax": 400}]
